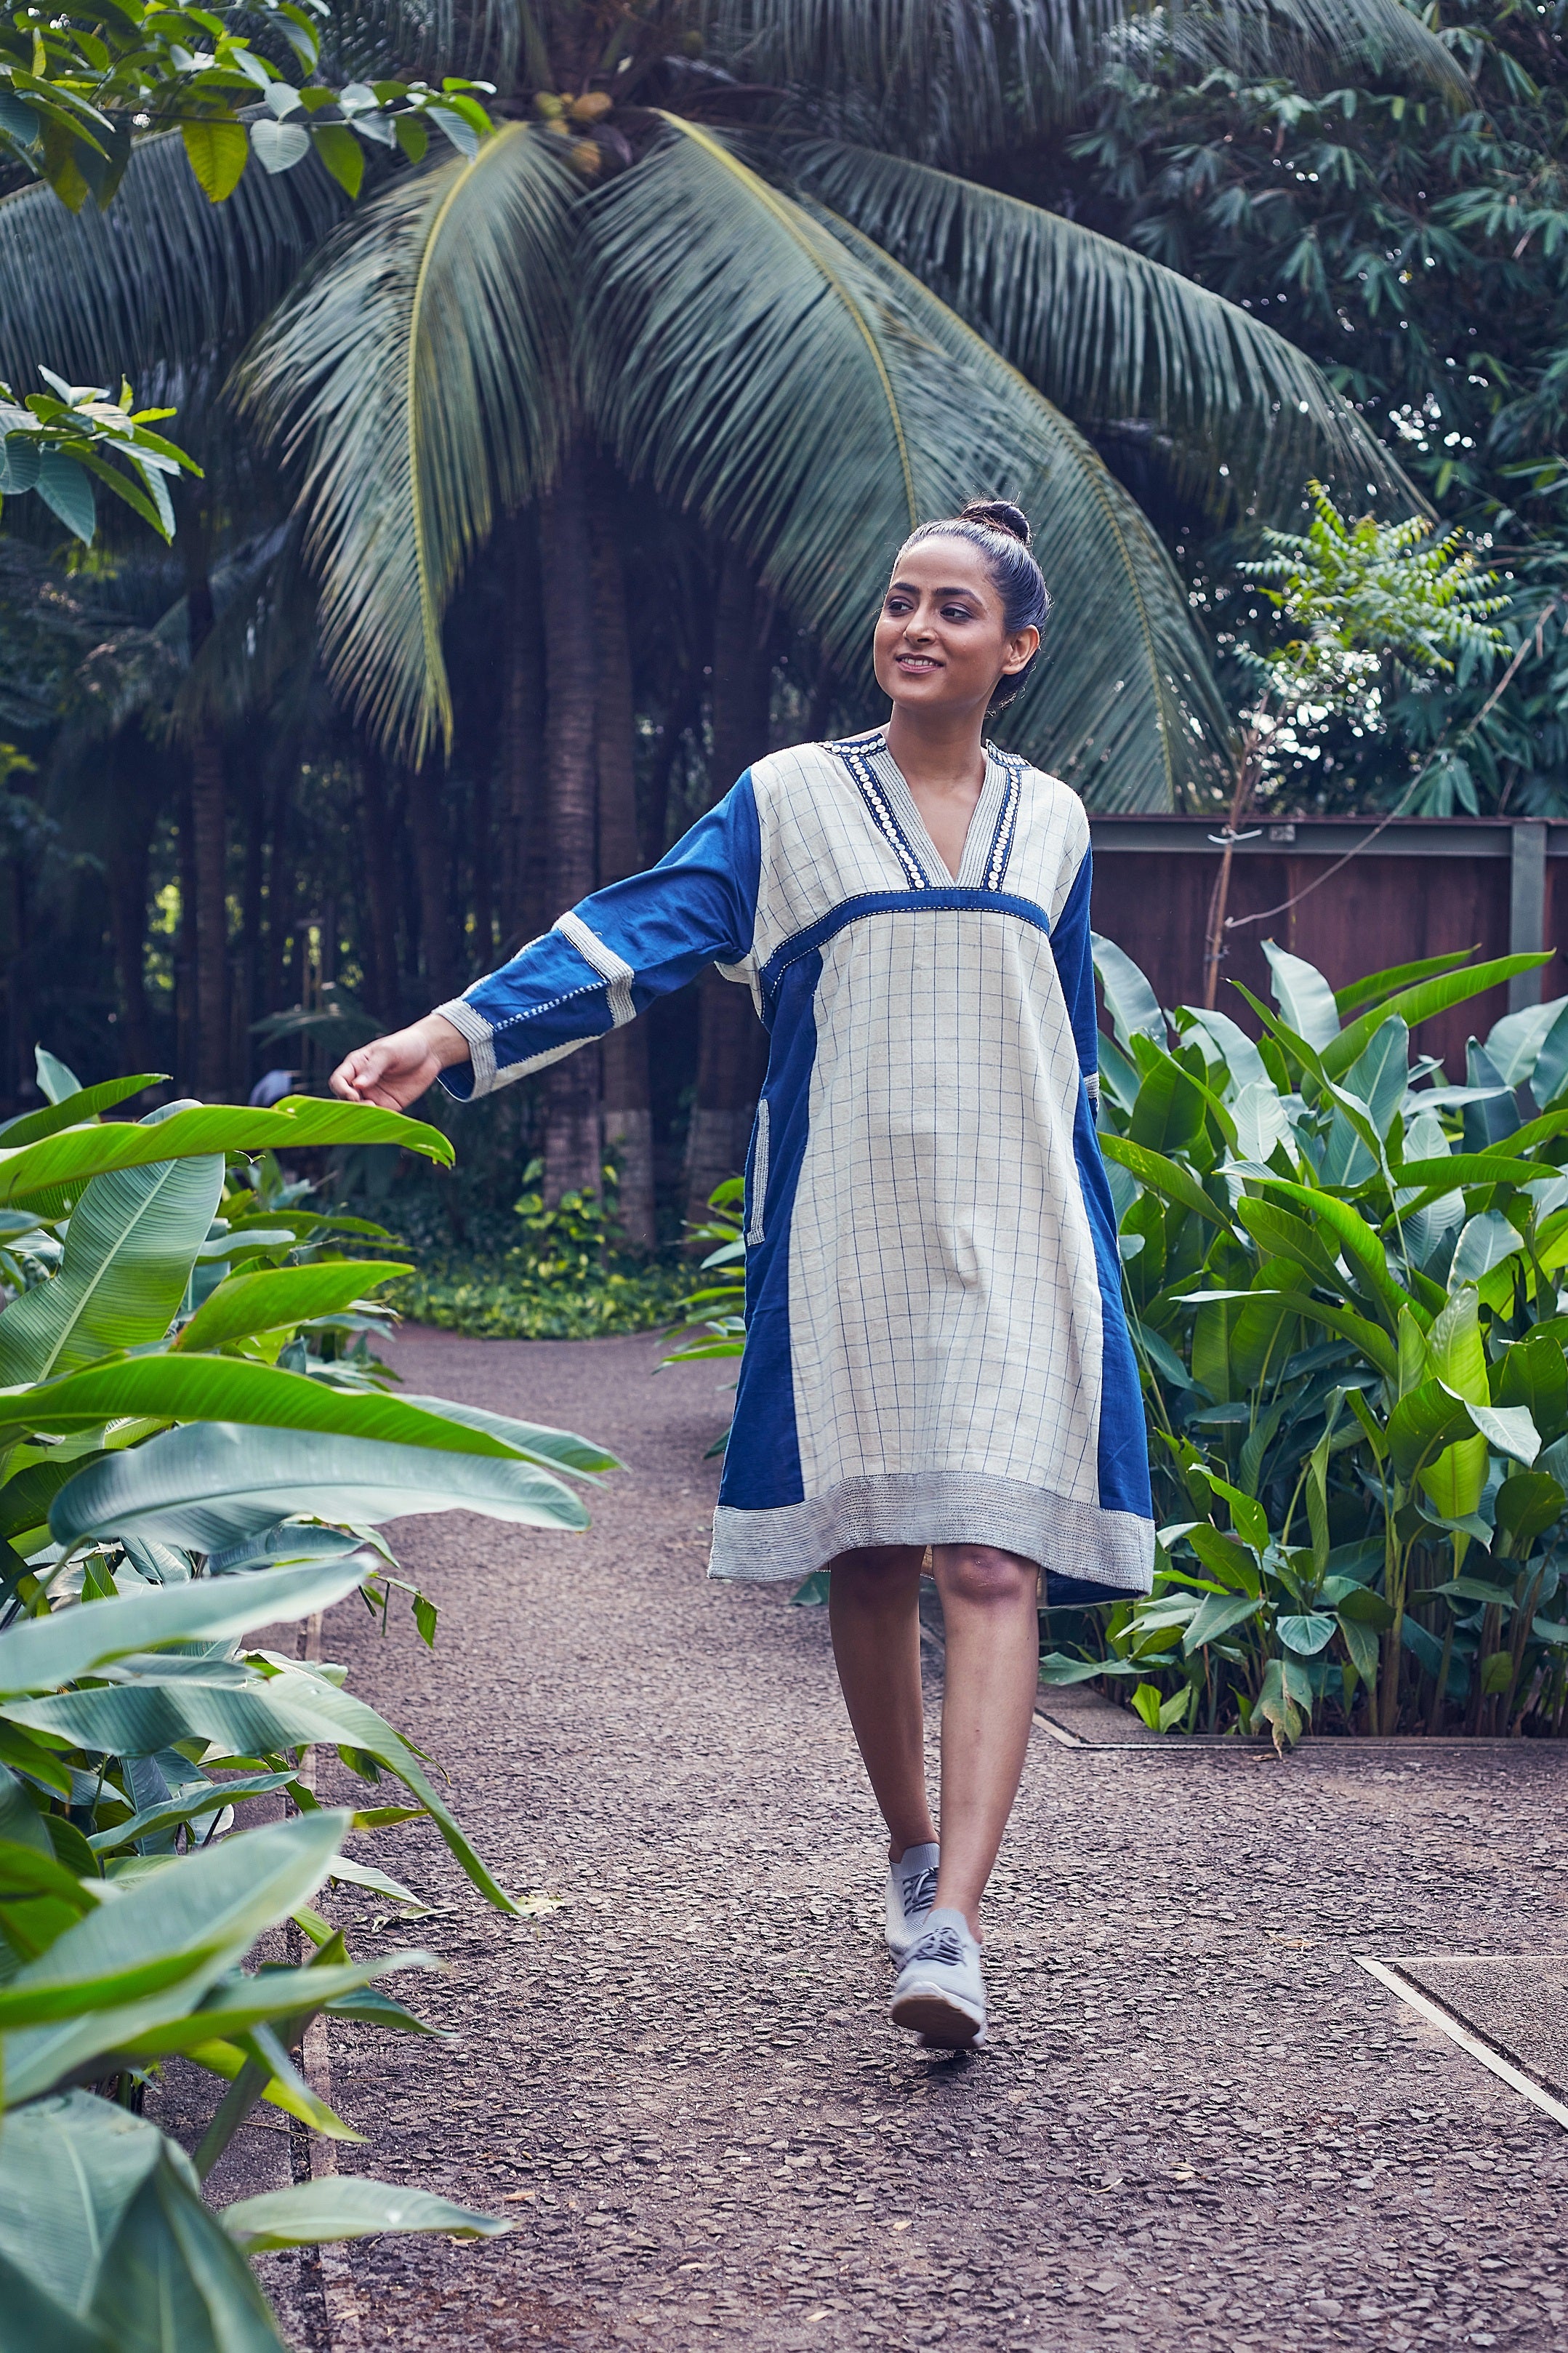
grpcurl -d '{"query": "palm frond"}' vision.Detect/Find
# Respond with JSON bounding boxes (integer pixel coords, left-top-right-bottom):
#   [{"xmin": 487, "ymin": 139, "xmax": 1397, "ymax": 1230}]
[
  {"xmin": 0, "ymin": 131, "xmax": 346, "ymax": 400},
  {"xmin": 787, "ymin": 142, "xmax": 1415, "ymax": 517},
  {"xmin": 237, "ymin": 124, "xmax": 575, "ymax": 764},
  {"xmin": 582, "ymin": 121, "xmax": 1224, "ymax": 806},
  {"xmin": 701, "ymin": 0, "xmax": 1463, "ymax": 155},
  {"xmin": 816, "ymin": 198, "xmax": 1234, "ymax": 807}
]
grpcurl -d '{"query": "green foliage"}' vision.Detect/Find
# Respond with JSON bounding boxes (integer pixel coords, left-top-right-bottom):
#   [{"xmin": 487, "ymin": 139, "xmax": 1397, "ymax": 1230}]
[
  {"xmin": 391, "ymin": 1159, "xmax": 691, "ymax": 1339},
  {"xmin": 1064, "ymin": 0, "xmax": 1568, "ymax": 814},
  {"xmin": 0, "ymin": 0, "xmax": 494, "ymax": 215},
  {"xmin": 1239, "ymin": 483, "xmax": 1509, "ymax": 739},
  {"xmin": 0, "ymin": 370, "xmax": 196, "ymax": 545},
  {"xmin": 1055, "ymin": 935, "xmax": 1568, "ymax": 1747},
  {"xmin": 0, "ymin": 1054, "xmax": 610, "ymax": 2339}
]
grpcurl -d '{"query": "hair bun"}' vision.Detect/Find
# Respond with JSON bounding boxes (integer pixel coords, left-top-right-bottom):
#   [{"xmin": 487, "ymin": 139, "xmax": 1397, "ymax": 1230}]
[{"xmin": 958, "ymin": 498, "xmax": 1032, "ymax": 550}]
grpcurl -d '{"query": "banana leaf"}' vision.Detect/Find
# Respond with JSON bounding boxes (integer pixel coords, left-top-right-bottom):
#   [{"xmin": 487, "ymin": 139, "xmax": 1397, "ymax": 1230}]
[
  {"xmin": 221, "ymin": 2177, "xmax": 507, "ymax": 2250},
  {"xmin": 172, "ymin": 1261, "xmax": 411, "ymax": 1352}
]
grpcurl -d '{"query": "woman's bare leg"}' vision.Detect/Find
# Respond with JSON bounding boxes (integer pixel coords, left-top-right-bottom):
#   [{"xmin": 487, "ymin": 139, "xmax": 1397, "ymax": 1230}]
[
  {"xmin": 827, "ymin": 1546, "xmax": 935, "ymax": 1857},
  {"xmin": 929, "ymin": 1544, "xmax": 1040, "ymax": 1937}
]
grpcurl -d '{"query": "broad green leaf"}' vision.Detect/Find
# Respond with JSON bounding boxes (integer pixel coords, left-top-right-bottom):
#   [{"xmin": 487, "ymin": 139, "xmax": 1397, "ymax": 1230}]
[
  {"xmin": 50, "ymin": 1424, "xmax": 590, "ymax": 1553},
  {"xmin": 1181, "ymin": 1592, "xmax": 1261, "ymax": 1654},
  {"xmin": 88, "ymin": 1771, "xmax": 298, "ymax": 1853},
  {"xmin": 1090, "ymin": 934, "xmax": 1165, "ymax": 1050},
  {"xmin": 1098, "ymin": 1136, "xmax": 1229, "ymax": 1227},
  {"xmin": 0, "ymin": 2091, "xmax": 161, "ymax": 2325},
  {"xmin": 1201, "ymin": 1476, "xmax": 1267, "ymax": 1553},
  {"xmin": 15, "ymin": 1356, "xmax": 569, "ymax": 1459},
  {"xmin": 396, "ymin": 1394, "xmax": 621, "ymax": 1475},
  {"xmin": 1263, "ymin": 942, "xmax": 1340, "ymax": 1050},
  {"xmin": 1276, "ymin": 1611, "xmax": 1336, "ymax": 1656},
  {"xmin": 1495, "ymin": 1332, "xmax": 1568, "ymax": 1449},
  {"xmin": 1, "ymin": 1812, "xmax": 348, "ymax": 2104},
  {"xmin": 249, "ymin": 116, "xmax": 311, "ymax": 174},
  {"xmin": 1427, "ymin": 1286, "xmax": 1487, "ymax": 1406},
  {"xmin": 1256, "ymin": 1178, "xmax": 1414, "ymax": 1330},
  {"xmin": 1484, "ymin": 995, "xmax": 1568, "ymax": 1089},
  {"xmin": 1333, "ymin": 950, "xmax": 1473, "ymax": 1016},
  {"xmin": 0, "ymin": 1101, "xmax": 452, "ymax": 1208},
  {"xmin": 1387, "ymin": 1377, "xmax": 1480, "ymax": 1484},
  {"xmin": 1235, "ymin": 1195, "xmax": 1337, "ymax": 1280},
  {"xmin": 1322, "ymin": 954, "xmax": 1554, "ymax": 1078},
  {"xmin": 35, "ymin": 450, "xmax": 95, "ymax": 544},
  {"xmin": 87, "ymin": 2133, "xmax": 288, "ymax": 2350},
  {"xmin": 0, "ymin": 1557, "xmax": 370, "ymax": 1696},
  {"xmin": 1454, "ymin": 1393, "xmax": 1540, "ymax": 1468},
  {"xmin": 1129, "ymin": 1051, "xmax": 1211, "ymax": 1155},
  {"xmin": 0, "ymin": 1151, "xmax": 223, "ymax": 1387},
  {"xmin": 5, "ymin": 1674, "xmax": 512, "ymax": 1912},
  {"xmin": 1337, "ymin": 1016, "xmax": 1410, "ymax": 1137},
  {"xmin": 1492, "ymin": 1471, "xmax": 1566, "ymax": 1559},
  {"xmin": 172, "ymin": 1260, "xmax": 411, "ymax": 1352},
  {"xmin": 310, "ymin": 120, "xmax": 366, "ymax": 199},
  {"xmin": 221, "ymin": 2177, "xmax": 508, "ymax": 2251},
  {"xmin": 28, "ymin": 1047, "xmax": 74, "ymax": 1104},
  {"xmin": 1449, "ymin": 1211, "xmax": 1524, "ymax": 1294},
  {"xmin": 1339, "ymin": 1613, "xmax": 1380, "ymax": 1686},
  {"xmin": 1231, "ymin": 1081, "xmax": 1291, "ymax": 1167},
  {"xmin": 124, "ymin": 1953, "xmax": 436, "ymax": 2061},
  {"xmin": 0, "ymin": 1073, "xmax": 161, "ymax": 1149},
  {"xmin": 181, "ymin": 116, "xmax": 250, "ymax": 204},
  {"xmin": 1179, "ymin": 1006, "xmax": 1269, "ymax": 1093}
]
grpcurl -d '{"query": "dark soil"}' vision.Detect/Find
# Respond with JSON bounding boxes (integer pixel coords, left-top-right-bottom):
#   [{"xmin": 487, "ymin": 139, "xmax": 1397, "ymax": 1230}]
[{"xmin": 276, "ymin": 1328, "xmax": 1568, "ymax": 2352}]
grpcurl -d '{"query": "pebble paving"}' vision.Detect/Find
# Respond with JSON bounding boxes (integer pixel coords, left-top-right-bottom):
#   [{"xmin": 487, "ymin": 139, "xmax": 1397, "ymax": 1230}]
[{"xmin": 268, "ymin": 1328, "xmax": 1568, "ymax": 2352}]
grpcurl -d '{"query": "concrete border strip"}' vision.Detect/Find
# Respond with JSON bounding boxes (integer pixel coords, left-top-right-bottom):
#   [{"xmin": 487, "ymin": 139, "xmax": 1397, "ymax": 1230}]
[
  {"xmin": 1354, "ymin": 1955, "xmax": 1568, "ymax": 2133},
  {"xmin": 297, "ymin": 1608, "xmax": 366, "ymax": 2352}
]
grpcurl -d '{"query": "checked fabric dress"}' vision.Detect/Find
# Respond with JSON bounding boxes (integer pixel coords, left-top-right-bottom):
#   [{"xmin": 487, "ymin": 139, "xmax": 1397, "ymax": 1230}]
[{"xmin": 436, "ymin": 730, "xmax": 1154, "ymax": 1598}]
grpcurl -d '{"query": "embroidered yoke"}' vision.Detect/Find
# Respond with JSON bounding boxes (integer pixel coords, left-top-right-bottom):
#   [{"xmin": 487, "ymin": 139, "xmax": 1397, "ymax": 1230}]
[{"xmin": 436, "ymin": 731, "xmax": 1154, "ymax": 1595}]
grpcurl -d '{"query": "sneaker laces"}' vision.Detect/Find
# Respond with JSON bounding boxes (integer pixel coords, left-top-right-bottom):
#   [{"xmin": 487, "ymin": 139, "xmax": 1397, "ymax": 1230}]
[
  {"xmin": 900, "ymin": 1863, "xmax": 939, "ymax": 1923},
  {"xmin": 904, "ymin": 1923, "xmax": 967, "ymax": 1971}
]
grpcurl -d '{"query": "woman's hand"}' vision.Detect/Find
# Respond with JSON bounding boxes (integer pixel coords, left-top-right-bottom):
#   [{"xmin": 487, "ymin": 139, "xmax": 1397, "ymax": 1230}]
[{"xmin": 329, "ymin": 1014, "xmax": 470, "ymax": 1111}]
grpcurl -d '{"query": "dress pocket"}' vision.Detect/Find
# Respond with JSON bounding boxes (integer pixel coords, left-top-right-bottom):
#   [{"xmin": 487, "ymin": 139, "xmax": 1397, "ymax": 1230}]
[{"xmin": 746, "ymin": 1097, "xmax": 771, "ymax": 1247}]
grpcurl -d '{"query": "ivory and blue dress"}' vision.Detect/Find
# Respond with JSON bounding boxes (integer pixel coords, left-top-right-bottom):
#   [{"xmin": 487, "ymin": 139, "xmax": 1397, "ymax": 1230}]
[{"xmin": 436, "ymin": 730, "xmax": 1154, "ymax": 1599}]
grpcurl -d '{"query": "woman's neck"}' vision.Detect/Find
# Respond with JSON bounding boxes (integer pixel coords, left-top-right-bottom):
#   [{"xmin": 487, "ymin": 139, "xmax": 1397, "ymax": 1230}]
[{"xmin": 884, "ymin": 703, "xmax": 989, "ymax": 793}]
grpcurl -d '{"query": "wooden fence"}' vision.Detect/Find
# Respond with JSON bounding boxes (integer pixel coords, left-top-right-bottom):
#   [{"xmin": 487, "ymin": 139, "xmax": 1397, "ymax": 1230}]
[{"xmin": 1089, "ymin": 816, "xmax": 1568, "ymax": 1073}]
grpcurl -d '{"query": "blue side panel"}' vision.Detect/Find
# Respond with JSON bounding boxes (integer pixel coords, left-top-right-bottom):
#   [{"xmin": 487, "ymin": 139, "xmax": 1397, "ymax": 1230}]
[
  {"xmin": 1049, "ymin": 846, "xmax": 1098, "ymax": 1082},
  {"xmin": 717, "ymin": 949, "xmax": 821, "ymax": 1512},
  {"xmin": 1073, "ymin": 1081, "xmax": 1151, "ymax": 1518}
]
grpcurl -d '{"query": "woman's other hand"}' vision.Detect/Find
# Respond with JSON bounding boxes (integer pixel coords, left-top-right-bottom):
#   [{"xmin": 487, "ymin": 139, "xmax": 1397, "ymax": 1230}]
[{"xmin": 329, "ymin": 1014, "xmax": 470, "ymax": 1110}]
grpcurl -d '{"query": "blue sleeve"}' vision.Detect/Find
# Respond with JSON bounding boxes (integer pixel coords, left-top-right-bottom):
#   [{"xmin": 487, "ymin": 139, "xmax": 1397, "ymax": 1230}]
[
  {"xmin": 436, "ymin": 775, "xmax": 762, "ymax": 1101},
  {"xmin": 1049, "ymin": 843, "xmax": 1100, "ymax": 1111}
]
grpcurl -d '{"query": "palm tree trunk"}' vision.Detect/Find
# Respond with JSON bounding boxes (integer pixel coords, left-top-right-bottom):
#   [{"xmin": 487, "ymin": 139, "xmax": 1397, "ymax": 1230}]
[
  {"xmin": 264, "ymin": 771, "xmax": 294, "ymax": 1025},
  {"xmin": 105, "ymin": 745, "xmax": 154, "ymax": 1075},
  {"xmin": 539, "ymin": 446, "xmax": 601, "ymax": 1203},
  {"xmin": 407, "ymin": 761, "xmax": 457, "ymax": 1006},
  {"xmin": 359, "ymin": 747, "xmax": 402, "ymax": 1023},
  {"xmin": 496, "ymin": 512, "xmax": 547, "ymax": 956},
  {"xmin": 592, "ymin": 463, "xmax": 656, "ymax": 1251},
  {"xmin": 185, "ymin": 553, "xmax": 230, "ymax": 1101},
  {"xmin": 683, "ymin": 546, "xmax": 771, "ymax": 1231},
  {"xmin": 237, "ymin": 763, "xmax": 264, "ymax": 1094},
  {"xmin": 471, "ymin": 763, "xmax": 494, "ymax": 977}
]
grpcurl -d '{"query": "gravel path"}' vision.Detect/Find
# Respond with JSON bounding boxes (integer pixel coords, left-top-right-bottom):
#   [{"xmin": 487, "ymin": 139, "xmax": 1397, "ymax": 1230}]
[{"xmin": 285, "ymin": 1327, "xmax": 1568, "ymax": 2353}]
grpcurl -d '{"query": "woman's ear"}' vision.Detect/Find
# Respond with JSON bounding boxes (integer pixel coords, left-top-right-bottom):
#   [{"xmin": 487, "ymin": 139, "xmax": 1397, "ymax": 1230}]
[{"xmin": 1000, "ymin": 625, "xmax": 1040, "ymax": 678}]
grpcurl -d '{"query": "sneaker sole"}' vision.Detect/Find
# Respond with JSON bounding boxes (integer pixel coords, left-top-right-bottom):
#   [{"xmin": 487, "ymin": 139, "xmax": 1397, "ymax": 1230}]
[{"xmin": 889, "ymin": 1985, "xmax": 986, "ymax": 2051}]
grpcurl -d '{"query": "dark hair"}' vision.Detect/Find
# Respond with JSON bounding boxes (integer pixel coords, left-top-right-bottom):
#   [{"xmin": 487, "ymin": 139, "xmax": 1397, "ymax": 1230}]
[{"xmin": 897, "ymin": 499, "xmax": 1050, "ymax": 708}]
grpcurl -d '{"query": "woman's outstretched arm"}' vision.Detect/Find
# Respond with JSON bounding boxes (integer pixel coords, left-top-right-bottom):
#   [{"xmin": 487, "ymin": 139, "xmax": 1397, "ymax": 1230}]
[{"xmin": 330, "ymin": 776, "xmax": 762, "ymax": 1108}]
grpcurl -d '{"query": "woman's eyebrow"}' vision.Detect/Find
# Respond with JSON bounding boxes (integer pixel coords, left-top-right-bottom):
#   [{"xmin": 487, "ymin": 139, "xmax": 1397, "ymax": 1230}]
[{"xmin": 886, "ymin": 577, "xmax": 980, "ymax": 598}]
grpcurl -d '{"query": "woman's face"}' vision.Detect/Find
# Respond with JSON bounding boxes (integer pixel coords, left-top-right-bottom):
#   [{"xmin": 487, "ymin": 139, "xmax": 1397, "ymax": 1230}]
[{"xmin": 872, "ymin": 537, "xmax": 1037, "ymax": 719}]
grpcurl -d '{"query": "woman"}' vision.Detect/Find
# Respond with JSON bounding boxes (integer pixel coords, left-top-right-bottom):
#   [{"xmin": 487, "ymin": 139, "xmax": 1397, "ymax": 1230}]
[{"xmin": 331, "ymin": 501, "xmax": 1154, "ymax": 2051}]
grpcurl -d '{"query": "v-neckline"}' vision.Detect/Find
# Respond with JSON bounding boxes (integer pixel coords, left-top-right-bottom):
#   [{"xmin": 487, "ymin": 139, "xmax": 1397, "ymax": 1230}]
[{"xmin": 868, "ymin": 734, "xmax": 1009, "ymax": 887}]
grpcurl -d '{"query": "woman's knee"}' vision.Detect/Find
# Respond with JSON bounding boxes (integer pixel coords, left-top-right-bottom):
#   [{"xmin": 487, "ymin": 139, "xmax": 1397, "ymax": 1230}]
[
  {"xmin": 933, "ymin": 1543, "xmax": 1039, "ymax": 1608},
  {"xmin": 829, "ymin": 1544, "xmax": 923, "ymax": 1599}
]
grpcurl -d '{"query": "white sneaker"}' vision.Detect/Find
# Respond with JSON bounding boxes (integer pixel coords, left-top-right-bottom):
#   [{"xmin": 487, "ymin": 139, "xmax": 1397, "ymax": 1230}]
[
  {"xmin": 888, "ymin": 1907, "xmax": 987, "ymax": 2049},
  {"xmin": 885, "ymin": 1842, "xmax": 940, "ymax": 1963}
]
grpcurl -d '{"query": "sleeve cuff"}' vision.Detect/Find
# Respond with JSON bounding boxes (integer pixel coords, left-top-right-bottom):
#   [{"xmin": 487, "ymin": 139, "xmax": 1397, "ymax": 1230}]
[{"xmin": 433, "ymin": 998, "xmax": 496, "ymax": 1099}]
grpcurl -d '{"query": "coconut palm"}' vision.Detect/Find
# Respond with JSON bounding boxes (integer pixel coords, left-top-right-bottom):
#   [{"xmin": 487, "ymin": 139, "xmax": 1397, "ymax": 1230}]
[{"xmin": 0, "ymin": 0, "xmax": 1452, "ymax": 1174}]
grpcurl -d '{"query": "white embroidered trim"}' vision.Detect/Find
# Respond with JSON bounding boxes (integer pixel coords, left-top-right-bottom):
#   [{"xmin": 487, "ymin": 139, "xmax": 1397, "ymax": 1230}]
[
  {"xmin": 747, "ymin": 1099, "xmax": 771, "ymax": 1247},
  {"xmin": 433, "ymin": 998, "xmax": 496, "ymax": 1097},
  {"xmin": 555, "ymin": 911, "xmax": 635, "ymax": 1027}
]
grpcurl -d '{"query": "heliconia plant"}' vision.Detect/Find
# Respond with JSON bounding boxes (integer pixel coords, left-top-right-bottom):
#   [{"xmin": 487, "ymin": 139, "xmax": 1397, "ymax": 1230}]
[
  {"xmin": 0, "ymin": 1051, "xmax": 614, "ymax": 2344},
  {"xmin": 1043, "ymin": 937, "xmax": 1568, "ymax": 1749}
]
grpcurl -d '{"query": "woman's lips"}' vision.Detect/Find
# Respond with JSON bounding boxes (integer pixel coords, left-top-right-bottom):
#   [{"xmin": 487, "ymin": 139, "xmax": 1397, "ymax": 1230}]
[{"xmin": 896, "ymin": 654, "xmax": 940, "ymax": 671}]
